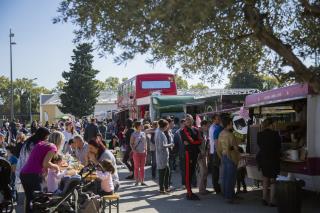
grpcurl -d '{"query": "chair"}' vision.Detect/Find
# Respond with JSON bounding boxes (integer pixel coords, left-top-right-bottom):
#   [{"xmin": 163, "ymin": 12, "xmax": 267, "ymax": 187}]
[{"xmin": 102, "ymin": 194, "xmax": 120, "ymax": 213}]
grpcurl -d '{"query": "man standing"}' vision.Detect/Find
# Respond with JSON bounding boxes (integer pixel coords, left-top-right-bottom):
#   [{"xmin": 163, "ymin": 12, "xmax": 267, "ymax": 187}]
[
  {"xmin": 98, "ymin": 121, "xmax": 107, "ymax": 140},
  {"xmin": 198, "ymin": 120, "xmax": 211, "ymax": 195},
  {"xmin": 208, "ymin": 114, "xmax": 223, "ymax": 193},
  {"xmin": 84, "ymin": 118, "xmax": 100, "ymax": 142},
  {"xmin": 180, "ymin": 114, "xmax": 202, "ymax": 200}
]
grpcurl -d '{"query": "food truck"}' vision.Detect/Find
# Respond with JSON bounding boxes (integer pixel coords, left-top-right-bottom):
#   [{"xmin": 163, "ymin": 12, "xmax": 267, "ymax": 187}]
[{"xmin": 244, "ymin": 84, "xmax": 320, "ymax": 192}]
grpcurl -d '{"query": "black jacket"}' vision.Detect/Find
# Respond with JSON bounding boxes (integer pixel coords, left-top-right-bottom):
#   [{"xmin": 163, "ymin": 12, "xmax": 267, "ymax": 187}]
[{"xmin": 84, "ymin": 123, "xmax": 100, "ymax": 142}]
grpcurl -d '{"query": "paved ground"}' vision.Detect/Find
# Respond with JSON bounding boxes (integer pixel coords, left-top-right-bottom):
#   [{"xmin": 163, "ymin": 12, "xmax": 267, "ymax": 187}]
[{"xmin": 14, "ymin": 166, "xmax": 320, "ymax": 213}]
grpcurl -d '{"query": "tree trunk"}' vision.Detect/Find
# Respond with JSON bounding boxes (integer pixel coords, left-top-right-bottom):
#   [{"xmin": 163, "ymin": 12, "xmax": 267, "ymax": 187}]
[{"xmin": 244, "ymin": 2, "xmax": 320, "ymax": 92}]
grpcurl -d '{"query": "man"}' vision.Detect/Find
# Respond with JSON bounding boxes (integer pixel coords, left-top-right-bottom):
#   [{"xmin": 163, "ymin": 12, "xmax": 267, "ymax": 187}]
[
  {"xmin": 73, "ymin": 135, "xmax": 89, "ymax": 165},
  {"xmin": 62, "ymin": 121, "xmax": 77, "ymax": 154},
  {"xmin": 180, "ymin": 114, "xmax": 202, "ymax": 200},
  {"xmin": 198, "ymin": 120, "xmax": 211, "ymax": 195},
  {"xmin": 123, "ymin": 119, "xmax": 135, "ymax": 179},
  {"xmin": 217, "ymin": 116, "xmax": 240, "ymax": 203},
  {"xmin": 208, "ymin": 114, "xmax": 223, "ymax": 193},
  {"xmin": 84, "ymin": 118, "xmax": 100, "ymax": 142}
]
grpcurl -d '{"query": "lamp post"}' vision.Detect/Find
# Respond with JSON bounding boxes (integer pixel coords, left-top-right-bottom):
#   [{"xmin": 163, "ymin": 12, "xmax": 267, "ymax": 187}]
[
  {"xmin": 9, "ymin": 29, "xmax": 16, "ymax": 121},
  {"xmin": 29, "ymin": 78, "xmax": 37, "ymax": 125}
]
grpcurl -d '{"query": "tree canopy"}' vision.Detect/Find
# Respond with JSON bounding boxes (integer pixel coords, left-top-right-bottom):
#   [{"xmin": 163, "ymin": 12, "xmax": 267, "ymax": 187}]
[
  {"xmin": 175, "ymin": 75, "xmax": 189, "ymax": 90},
  {"xmin": 105, "ymin": 77, "xmax": 120, "ymax": 91},
  {"xmin": 55, "ymin": 0, "xmax": 320, "ymax": 91},
  {"xmin": 0, "ymin": 76, "xmax": 51, "ymax": 122},
  {"xmin": 190, "ymin": 83, "xmax": 209, "ymax": 90},
  {"xmin": 59, "ymin": 43, "xmax": 100, "ymax": 118}
]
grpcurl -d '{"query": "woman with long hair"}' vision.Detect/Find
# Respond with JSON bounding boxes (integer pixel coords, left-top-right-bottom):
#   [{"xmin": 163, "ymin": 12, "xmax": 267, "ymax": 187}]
[
  {"xmin": 130, "ymin": 121, "xmax": 147, "ymax": 186},
  {"xmin": 16, "ymin": 128, "xmax": 51, "ymax": 180},
  {"xmin": 86, "ymin": 139, "xmax": 120, "ymax": 191},
  {"xmin": 20, "ymin": 131, "xmax": 63, "ymax": 213}
]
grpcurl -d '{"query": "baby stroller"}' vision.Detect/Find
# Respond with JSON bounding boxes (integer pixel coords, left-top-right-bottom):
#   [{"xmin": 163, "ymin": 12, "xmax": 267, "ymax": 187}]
[
  {"xmin": 31, "ymin": 163, "xmax": 100, "ymax": 213},
  {"xmin": 0, "ymin": 157, "xmax": 14, "ymax": 213}
]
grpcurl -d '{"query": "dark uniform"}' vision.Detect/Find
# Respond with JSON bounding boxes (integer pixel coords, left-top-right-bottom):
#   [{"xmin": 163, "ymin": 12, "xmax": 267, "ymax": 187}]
[{"xmin": 180, "ymin": 126, "xmax": 202, "ymax": 199}]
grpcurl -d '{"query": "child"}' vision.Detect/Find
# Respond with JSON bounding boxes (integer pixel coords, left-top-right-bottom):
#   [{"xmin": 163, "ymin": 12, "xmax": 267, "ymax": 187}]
[
  {"xmin": 47, "ymin": 154, "xmax": 67, "ymax": 193},
  {"xmin": 236, "ymin": 146, "xmax": 247, "ymax": 194},
  {"xmin": 97, "ymin": 159, "xmax": 115, "ymax": 196}
]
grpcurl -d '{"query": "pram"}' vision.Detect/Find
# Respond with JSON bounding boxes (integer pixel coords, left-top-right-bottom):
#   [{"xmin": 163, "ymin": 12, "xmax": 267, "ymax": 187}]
[
  {"xmin": 0, "ymin": 157, "xmax": 14, "ymax": 213},
  {"xmin": 31, "ymin": 162, "xmax": 100, "ymax": 213}
]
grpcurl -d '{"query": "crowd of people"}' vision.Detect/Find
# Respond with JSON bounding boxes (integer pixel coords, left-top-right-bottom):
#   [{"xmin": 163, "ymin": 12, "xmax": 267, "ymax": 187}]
[
  {"xmin": 119, "ymin": 114, "xmax": 249, "ymax": 203},
  {"xmin": 0, "ymin": 113, "xmax": 281, "ymax": 212},
  {"xmin": 0, "ymin": 118, "xmax": 120, "ymax": 213}
]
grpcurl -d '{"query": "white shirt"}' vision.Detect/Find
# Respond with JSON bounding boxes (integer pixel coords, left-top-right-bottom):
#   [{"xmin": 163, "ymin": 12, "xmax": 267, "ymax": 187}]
[
  {"xmin": 209, "ymin": 124, "xmax": 215, "ymax": 154},
  {"xmin": 97, "ymin": 171, "xmax": 114, "ymax": 193},
  {"xmin": 47, "ymin": 168, "xmax": 67, "ymax": 192}
]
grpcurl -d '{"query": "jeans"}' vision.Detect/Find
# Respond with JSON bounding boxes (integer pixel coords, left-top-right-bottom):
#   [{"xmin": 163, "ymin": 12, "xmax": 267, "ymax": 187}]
[
  {"xmin": 151, "ymin": 151, "xmax": 157, "ymax": 178},
  {"xmin": 20, "ymin": 173, "xmax": 42, "ymax": 213},
  {"xmin": 198, "ymin": 154, "xmax": 208, "ymax": 193},
  {"xmin": 158, "ymin": 166, "xmax": 170, "ymax": 191},
  {"xmin": 132, "ymin": 152, "xmax": 146, "ymax": 182},
  {"xmin": 209, "ymin": 153, "xmax": 221, "ymax": 193},
  {"xmin": 222, "ymin": 155, "xmax": 237, "ymax": 200}
]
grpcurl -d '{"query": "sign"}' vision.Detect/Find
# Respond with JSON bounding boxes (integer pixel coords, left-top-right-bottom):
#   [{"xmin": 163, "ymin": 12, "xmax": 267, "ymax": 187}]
[{"xmin": 233, "ymin": 115, "xmax": 248, "ymax": 135}]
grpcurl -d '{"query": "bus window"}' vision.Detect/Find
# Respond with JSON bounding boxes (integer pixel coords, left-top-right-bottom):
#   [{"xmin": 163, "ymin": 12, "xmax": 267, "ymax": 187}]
[{"xmin": 141, "ymin": 80, "xmax": 171, "ymax": 89}]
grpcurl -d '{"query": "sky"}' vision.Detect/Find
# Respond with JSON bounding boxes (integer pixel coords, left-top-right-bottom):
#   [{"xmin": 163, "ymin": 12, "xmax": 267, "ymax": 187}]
[{"xmin": 0, "ymin": 0, "xmax": 212, "ymax": 90}]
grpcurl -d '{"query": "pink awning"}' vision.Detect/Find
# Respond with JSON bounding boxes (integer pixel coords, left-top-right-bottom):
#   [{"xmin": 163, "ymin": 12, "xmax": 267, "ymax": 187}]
[{"xmin": 245, "ymin": 84, "xmax": 313, "ymax": 107}]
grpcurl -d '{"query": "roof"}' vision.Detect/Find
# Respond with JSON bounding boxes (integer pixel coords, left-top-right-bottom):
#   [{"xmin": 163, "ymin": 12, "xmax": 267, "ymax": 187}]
[
  {"xmin": 245, "ymin": 84, "xmax": 313, "ymax": 107},
  {"xmin": 178, "ymin": 88, "xmax": 259, "ymax": 98},
  {"xmin": 41, "ymin": 90, "xmax": 117, "ymax": 105},
  {"xmin": 152, "ymin": 95, "xmax": 195, "ymax": 109},
  {"xmin": 40, "ymin": 94, "xmax": 55, "ymax": 105}
]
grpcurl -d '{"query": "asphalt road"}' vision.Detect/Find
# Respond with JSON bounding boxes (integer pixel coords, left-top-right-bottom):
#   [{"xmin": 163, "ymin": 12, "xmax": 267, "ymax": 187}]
[{"xmin": 14, "ymin": 166, "xmax": 320, "ymax": 213}]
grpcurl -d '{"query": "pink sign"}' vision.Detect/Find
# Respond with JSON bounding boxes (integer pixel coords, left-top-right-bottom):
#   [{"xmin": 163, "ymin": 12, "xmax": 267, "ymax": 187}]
[{"xmin": 245, "ymin": 84, "xmax": 312, "ymax": 107}]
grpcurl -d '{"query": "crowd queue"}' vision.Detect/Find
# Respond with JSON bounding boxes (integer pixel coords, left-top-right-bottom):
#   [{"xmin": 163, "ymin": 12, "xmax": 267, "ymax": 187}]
[{"xmin": 0, "ymin": 113, "xmax": 281, "ymax": 212}]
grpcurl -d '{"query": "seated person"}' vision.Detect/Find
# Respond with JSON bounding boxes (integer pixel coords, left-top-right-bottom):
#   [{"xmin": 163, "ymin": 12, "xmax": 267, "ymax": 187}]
[
  {"xmin": 96, "ymin": 159, "xmax": 115, "ymax": 196},
  {"xmin": 47, "ymin": 154, "xmax": 67, "ymax": 193}
]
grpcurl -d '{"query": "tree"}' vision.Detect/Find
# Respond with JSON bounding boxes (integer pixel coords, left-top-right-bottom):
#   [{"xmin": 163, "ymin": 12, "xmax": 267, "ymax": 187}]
[
  {"xmin": 0, "ymin": 76, "xmax": 51, "ymax": 122},
  {"xmin": 227, "ymin": 71, "xmax": 264, "ymax": 90},
  {"xmin": 121, "ymin": 77, "xmax": 128, "ymax": 83},
  {"xmin": 175, "ymin": 75, "xmax": 189, "ymax": 90},
  {"xmin": 59, "ymin": 43, "xmax": 100, "ymax": 118},
  {"xmin": 52, "ymin": 80, "xmax": 66, "ymax": 93},
  {"xmin": 190, "ymin": 83, "xmax": 209, "ymax": 90},
  {"xmin": 55, "ymin": 0, "xmax": 320, "ymax": 92},
  {"xmin": 105, "ymin": 77, "xmax": 120, "ymax": 91}
]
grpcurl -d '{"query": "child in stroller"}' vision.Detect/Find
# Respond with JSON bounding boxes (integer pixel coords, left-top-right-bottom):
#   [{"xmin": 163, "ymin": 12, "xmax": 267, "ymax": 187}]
[{"xmin": 0, "ymin": 156, "xmax": 15, "ymax": 213}]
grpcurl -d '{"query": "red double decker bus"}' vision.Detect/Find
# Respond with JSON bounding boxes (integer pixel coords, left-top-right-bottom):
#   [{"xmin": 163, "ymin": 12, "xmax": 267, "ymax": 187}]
[{"xmin": 117, "ymin": 73, "xmax": 177, "ymax": 120}]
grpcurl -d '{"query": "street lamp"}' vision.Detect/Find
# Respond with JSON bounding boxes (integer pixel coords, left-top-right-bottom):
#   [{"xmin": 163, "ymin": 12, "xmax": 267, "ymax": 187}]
[
  {"xmin": 29, "ymin": 78, "xmax": 37, "ymax": 125},
  {"xmin": 9, "ymin": 29, "xmax": 16, "ymax": 121}
]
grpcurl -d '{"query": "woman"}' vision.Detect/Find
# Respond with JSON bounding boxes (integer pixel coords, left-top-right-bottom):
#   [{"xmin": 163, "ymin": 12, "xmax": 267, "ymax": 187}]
[
  {"xmin": 20, "ymin": 131, "xmax": 63, "ymax": 213},
  {"xmin": 130, "ymin": 121, "xmax": 147, "ymax": 186},
  {"xmin": 62, "ymin": 121, "xmax": 78, "ymax": 154},
  {"xmin": 15, "ymin": 132, "xmax": 26, "ymax": 158},
  {"xmin": 16, "ymin": 128, "xmax": 51, "ymax": 181},
  {"xmin": 257, "ymin": 118, "xmax": 281, "ymax": 207},
  {"xmin": 86, "ymin": 139, "xmax": 120, "ymax": 191},
  {"xmin": 217, "ymin": 116, "xmax": 240, "ymax": 203},
  {"xmin": 154, "ymin": 119, "xmax": 174, "ymax": 194}
]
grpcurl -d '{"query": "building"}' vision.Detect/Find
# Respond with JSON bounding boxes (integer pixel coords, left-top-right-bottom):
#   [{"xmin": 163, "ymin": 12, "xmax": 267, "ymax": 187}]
[{"xmin": 39, "ymin": 90, "xmax": 117, "ymax": 124}]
